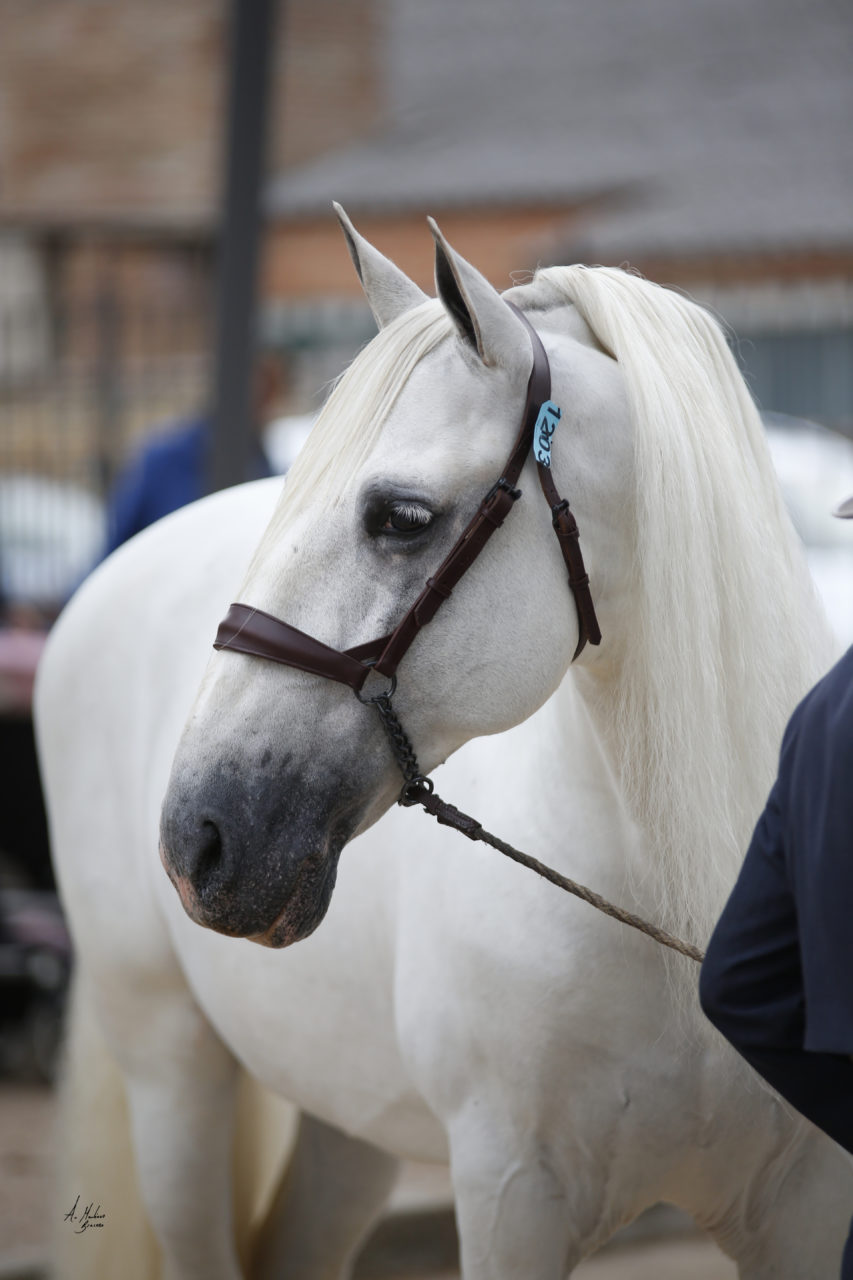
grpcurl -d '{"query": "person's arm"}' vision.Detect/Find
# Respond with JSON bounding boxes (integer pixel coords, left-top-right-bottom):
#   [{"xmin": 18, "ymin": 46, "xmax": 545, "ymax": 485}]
[
  {"xmin": 701, "ymin": 680, "xmax": 853, "ymax": 1153},
  {"xmin": 105, "ymin": 452, "xmax": 153, "ymax": 556}
]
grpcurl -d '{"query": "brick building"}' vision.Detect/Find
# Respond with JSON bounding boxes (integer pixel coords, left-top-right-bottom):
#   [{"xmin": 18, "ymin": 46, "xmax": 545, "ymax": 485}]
[
  {"xmin": 0, "ymin": 0, "xmax": 851, "ymax": 491},
  {"xmin": 0, "ymin": 0, "xmax": 389, "ymax": 503},
  {"xmin": 0, "ymin": 0, "xmax": 381, "ymax": 391},
  {"xmin": 263, "ymin": 0, "xmax": 853, "ymax": 435}
]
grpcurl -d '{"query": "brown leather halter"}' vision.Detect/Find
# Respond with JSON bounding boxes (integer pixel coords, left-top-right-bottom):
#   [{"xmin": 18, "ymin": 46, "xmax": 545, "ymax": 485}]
[
  {"xmin": 208, "ymin": 316, "xmax": 713, "ymax": 966},
  {"xmin": 214, "ymin": 303, "xmax": 600, "ymax": 728}
]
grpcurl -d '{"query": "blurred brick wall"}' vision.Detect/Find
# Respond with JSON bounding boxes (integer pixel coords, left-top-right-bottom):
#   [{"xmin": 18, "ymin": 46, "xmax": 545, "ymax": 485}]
[
  {"xmin": 272, "ymin": 0, "xmax": 383, "ymax": 171},
  {"xmin": 262, "ymin": 204, "xmax": 584, "ymax": 299},
  {"xmin": 0, "ymin": 0, "xmax": 223, "ymax": 224},
  {"xmin": 0, "ymin": 0, "xmax": 383, "ymax": 226}
]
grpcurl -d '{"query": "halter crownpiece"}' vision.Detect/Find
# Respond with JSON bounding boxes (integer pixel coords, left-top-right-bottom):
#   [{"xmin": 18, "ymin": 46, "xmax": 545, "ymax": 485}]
[{"xmin": 214, "ymin": 302, "xmax": 600, "ymax": 705}]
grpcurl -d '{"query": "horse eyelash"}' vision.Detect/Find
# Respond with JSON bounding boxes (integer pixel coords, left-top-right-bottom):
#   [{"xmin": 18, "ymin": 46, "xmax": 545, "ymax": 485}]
[{"xmin": 389, "ymin": 501, "xmax": 432, "ymax": 526}]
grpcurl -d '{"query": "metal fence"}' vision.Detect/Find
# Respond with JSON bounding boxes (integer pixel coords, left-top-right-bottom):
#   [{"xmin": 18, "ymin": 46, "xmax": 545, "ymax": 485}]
[
  {"xmin": 0, "ymin": 293, "xmax": 210, "ymax": 487},
  {"xmin": 1, "ymin": 271, "xmax": 850, "ymax": 617},
  {"xmin": 0, "ymin": 279, "xmax": 377, "ymax": 615},
  {"xmin": 0, "ymin": 285, "xmax": 211, "ymax": 614}
]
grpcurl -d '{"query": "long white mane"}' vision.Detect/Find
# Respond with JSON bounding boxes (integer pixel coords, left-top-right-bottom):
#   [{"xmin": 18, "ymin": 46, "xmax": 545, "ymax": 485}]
[
  {"xmin": 542, "ymin": 266, "xmax": 837, "ymax": 949},
  {"xmin": 257, "ymin": 266, "xmax": 836, "ymax": 954}
]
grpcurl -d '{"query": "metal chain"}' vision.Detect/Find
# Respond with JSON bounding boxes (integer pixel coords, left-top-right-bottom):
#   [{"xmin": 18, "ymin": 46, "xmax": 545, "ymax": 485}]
[
  {"xmin": 369, "ymin": 694, "xmax": 435, "ymax": 800},
  {"xmin": 365, "ymin": 694, "xmax": 704, "ymax": 965}
]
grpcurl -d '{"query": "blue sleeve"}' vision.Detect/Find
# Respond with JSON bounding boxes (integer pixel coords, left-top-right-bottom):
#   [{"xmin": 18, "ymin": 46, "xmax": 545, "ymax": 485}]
[
  {"xmin": 105, "ymin": 451, "xmax": 156, "ymax": 555},
  {"xmin": 103, "ymin": 420, "xmax": 207, "ymax": 557}
]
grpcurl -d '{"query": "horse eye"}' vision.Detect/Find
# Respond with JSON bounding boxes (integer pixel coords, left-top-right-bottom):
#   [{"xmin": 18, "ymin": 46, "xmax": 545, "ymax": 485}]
[{"xmin": 381, "ymin": 501, "xmax": 433, "ymax": 535}]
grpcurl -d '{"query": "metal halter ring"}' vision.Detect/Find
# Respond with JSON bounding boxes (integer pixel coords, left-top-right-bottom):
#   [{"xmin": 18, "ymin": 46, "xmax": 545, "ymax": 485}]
[
  {"xmin": 399, "ymin": 775, "xmax": 435, "ymax": 806},
  {"xmin": 355, "ymin": 665, "xmax": 398, "ymax": 705}
]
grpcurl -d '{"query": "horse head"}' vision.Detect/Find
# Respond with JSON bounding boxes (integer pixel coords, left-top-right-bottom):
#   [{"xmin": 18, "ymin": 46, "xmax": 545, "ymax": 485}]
[{"xmin": 158, "ymin": 212, "xmax": 634, "ymax": 945}]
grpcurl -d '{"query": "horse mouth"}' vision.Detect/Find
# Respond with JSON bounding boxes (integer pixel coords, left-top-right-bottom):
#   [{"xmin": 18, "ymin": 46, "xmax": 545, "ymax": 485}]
[
  {"xmin": 247, "ymin": 844, "xmax": 340, "ymax": 948},
  {"xmin": 160, "ymin": 828, "xmax": 343, "ymax": 947}
]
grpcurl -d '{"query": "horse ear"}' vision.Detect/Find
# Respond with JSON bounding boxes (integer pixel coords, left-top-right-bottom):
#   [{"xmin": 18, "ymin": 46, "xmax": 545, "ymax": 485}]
[
  {"xmin": 428, "ymin": 217, "xmax": 528, "ymax": 370},
  {"xmin": 334, "ymin": 203, "xmax": 428, "ymax": 329}
]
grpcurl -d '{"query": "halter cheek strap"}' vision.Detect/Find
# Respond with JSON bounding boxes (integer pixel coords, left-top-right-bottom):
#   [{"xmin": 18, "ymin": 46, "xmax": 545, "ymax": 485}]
[
  {"xmin": 518, "ymin": 306, "xmax": 602, "ymax": 660},
  {"xmin": 213, "ymin": 304, "xmax": 601, "ymax": 687}
]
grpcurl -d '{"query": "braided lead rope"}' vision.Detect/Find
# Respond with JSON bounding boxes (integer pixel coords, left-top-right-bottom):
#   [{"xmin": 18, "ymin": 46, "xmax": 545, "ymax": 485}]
[
  {"xmin": 406, "ymin": 786, "xmax": 705, "ymax": 964},
  {"xmin": 365, "ymin": 696, "xmax": 704, "ymax": 965}
]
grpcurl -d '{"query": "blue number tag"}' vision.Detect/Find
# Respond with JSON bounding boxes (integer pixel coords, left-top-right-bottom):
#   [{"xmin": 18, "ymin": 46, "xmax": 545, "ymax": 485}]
[{"xmin": 533, "ymin": 400, "xmax": 562, "ymax": 467}]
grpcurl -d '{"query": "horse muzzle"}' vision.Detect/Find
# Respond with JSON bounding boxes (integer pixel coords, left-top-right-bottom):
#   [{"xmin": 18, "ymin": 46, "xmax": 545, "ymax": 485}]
[{"xmin": 158, "ymin": 762, "xmax": 360, "ymax": 946}]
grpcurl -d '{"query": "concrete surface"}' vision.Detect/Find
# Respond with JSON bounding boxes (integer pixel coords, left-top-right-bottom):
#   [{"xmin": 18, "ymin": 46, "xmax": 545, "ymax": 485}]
[{"xmin": 0, "ymin": 1082, "xmax": 738, "ymax": 1279}]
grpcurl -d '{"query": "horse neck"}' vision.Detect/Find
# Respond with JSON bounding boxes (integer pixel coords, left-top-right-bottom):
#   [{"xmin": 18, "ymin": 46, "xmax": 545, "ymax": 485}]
[
  {"xmin": 541, "ymin": 283, "xmax": 836, "ymax": 952},
  {"xmin": 565, "ymin": 585, "xmax": 833, "ymax": 961},
  {"xmin": 523, "ymin": 676, "xmax": 647, "ymax": 891}
]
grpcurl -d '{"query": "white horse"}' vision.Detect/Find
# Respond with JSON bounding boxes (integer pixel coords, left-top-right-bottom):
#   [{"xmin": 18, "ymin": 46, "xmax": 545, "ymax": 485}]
[{"xmin": 36, "ymin": 213, "xmax": 853, "ymax": 1280}]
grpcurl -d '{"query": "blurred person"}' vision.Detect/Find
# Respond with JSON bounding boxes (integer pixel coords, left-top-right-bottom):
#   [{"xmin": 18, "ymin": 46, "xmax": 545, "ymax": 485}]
[
  {"xmin": 105, "ymin": 352, "xmax": 295, "ymax": 555},
  {"xmin": 700, "ymin": 492, "xmax": 853, "ymax": 1277},
  {"xmin": 0, "ymin": 564, "xmax": 51, "ymax": 894}
]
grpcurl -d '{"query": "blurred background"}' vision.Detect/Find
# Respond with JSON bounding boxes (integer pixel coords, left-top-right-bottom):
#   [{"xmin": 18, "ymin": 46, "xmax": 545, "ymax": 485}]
[
  {"xmin": 0, "ymin": 0, "xmax": 851, "ymax": 621},
  {"xmin": 0, "ymin": 0, "xmax": 851, "ymax": 1274}
]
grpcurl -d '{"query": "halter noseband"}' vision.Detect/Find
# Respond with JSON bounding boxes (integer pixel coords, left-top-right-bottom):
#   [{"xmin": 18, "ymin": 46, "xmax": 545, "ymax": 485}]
[{"xmin": 213, "ymin": 304, "xmax": 601, "ymax": 784}]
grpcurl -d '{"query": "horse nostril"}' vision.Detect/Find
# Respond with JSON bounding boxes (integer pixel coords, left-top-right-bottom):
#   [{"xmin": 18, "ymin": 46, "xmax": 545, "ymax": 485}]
[{"xmin": 192, "ymin": 818, "xmax": 224, "ymax": 893}]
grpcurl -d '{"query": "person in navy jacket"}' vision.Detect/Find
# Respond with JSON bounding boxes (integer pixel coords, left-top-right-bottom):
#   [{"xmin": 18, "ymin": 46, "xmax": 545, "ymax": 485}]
[
  {"xmin": 105, "ymin": 355, "xmax": 284, "ymax": 556},
  {"xmin": 700, "ymin": 492, "xmax": 853, "ymax": 1275}
]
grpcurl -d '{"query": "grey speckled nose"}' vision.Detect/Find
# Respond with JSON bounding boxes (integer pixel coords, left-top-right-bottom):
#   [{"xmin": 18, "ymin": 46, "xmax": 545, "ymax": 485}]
[{"xmin": 158, "ymin": 758, "xmax": 359, "ymax": 945}]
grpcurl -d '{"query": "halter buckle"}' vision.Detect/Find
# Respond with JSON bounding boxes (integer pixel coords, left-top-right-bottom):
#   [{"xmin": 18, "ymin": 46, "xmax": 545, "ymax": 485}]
[
  {"xmin": 485, "ymin": 477, "xmax": 522, "ymax": 505},
  {"xmin": 551, "ymin": 498, "xmax": 571, "ymax": 526}
]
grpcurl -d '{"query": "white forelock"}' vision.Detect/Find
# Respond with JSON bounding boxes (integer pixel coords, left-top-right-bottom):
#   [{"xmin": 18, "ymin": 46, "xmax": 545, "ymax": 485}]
[{"xmin": 254, "ymin": 300, "xmax": 453, "ymax": 549}]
